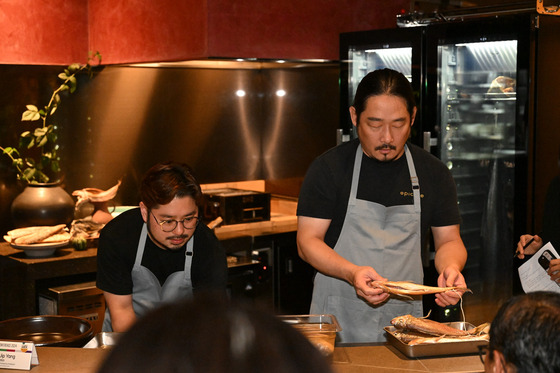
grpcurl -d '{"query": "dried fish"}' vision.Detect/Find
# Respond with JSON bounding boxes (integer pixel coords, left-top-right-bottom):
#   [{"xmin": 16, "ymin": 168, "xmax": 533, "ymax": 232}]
[
  {"xmin": 408, "ymin": 334, "xmax": 489, "ymax": 346},
  {"xmin": 391, "ymin": 314, "xmax": 489, "ymax": 339},
  {"xmin": 72, "ymin": 180, "xmax": 121, "ymax": 209},
  {"xmin": 371, "ymin": 280, "xmax": 471, "ymax": 299},
  {"xmin": 391, "ymin": 314, "xmax": 470, "ymax": 337}
]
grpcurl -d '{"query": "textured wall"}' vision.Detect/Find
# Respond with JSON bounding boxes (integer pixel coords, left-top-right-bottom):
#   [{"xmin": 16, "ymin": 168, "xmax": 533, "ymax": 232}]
[
  {"xmin": 0, "ymin": 0, "xmax": 409, "ymax": 65},
  {"xmin": 0, "ymin": 0, "xmax": 88, "ymax": 65}
]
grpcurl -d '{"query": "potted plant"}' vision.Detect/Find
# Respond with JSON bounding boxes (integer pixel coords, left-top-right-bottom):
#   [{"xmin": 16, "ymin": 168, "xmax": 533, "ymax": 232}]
[{"xmin": 1, "ymin": 52, "xmax": 102, "ymax": 228}]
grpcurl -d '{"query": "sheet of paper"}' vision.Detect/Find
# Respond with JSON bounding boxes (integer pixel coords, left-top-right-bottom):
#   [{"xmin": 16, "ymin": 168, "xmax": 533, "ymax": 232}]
[{"xmin": 518, "ymin": 242, "xmax": 560, "ymax": 294}]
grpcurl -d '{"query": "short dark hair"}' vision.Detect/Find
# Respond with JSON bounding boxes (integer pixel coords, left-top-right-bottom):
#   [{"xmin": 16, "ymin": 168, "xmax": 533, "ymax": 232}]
[
  {"xmin": 140, "ymin": 161, "xmax": 202, "ymax": 210},
  {"xmin": 97, "ymin": 294, "xmax": 334, "ymax": 373},
  {"xmin": 488, "ymin": 291, "xmax": 560, "ymax": 372},
  {"xmin": 352, "ymin": 68, "xmax": 416, "ymax": 124}
]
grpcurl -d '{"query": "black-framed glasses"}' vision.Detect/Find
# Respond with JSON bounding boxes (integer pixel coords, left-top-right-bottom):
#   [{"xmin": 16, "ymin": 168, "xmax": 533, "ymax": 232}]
[
  {"xmin": 477, "ymin": 345, "xmax": 489, "ymax": 364},
  {"xmin": 150, "ymin": 211, "xmax": 200, "ymax": 232}
]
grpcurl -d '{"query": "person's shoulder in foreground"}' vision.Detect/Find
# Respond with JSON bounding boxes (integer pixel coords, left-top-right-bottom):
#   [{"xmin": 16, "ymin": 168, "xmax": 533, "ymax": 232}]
[
  {"xmin": 97, "ymin": 293, "xmax": 335, "ymax": 373},
  {"xmin": 485, "ymin": 291, "xmax": 560, "ymax": 373}
]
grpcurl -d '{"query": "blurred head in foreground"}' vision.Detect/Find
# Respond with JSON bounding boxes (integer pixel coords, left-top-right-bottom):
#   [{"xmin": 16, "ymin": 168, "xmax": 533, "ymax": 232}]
[
  {"xmin": 485, "ymin": 291, "xmax": 560, "ymax": 373},
  {"xmin": 97, "ymin": 294, "xmax": 334, "ymax": 373}
]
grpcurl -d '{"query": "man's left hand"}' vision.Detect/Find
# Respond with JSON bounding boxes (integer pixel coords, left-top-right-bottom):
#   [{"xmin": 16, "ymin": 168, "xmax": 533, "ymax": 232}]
[{"xmin": 434, "ymin": 267, "xmax": 467, "ymax": 307}]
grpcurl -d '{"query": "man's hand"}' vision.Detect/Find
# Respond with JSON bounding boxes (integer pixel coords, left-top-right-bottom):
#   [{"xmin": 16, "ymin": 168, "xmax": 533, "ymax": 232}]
[
  {"xmin": 516, "ymin": 234, "xmax": 543, "ymax": 258},
  {"xmin": 435, "ymin": 267, "xmax": 467, "ymax": 307},
  {"xmin": 352, "ymin": 266, "xmax": 390, "ymax": 305},
  {"xmin": 549, "ymin": 259, "xmax": 560, "ymax": 283}
]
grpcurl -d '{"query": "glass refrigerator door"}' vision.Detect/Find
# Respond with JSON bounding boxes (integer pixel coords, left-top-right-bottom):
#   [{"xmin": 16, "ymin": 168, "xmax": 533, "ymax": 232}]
[
  {"xmin": 437, "ymin": 38, "xmax": 518, "ymax": 311},
  {"xmin": 348, "ymin": 46, "xmax": 413, "ymax": 104}
]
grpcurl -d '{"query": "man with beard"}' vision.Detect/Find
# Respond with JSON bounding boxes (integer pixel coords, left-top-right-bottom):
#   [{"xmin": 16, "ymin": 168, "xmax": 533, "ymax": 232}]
[
  {"xmin": 296, "ymin": 69, "xmax": 468, "ymax": 342},
  {"xmin": 97, "ymin": 162, "xmax": 227, "ymax": 332}
]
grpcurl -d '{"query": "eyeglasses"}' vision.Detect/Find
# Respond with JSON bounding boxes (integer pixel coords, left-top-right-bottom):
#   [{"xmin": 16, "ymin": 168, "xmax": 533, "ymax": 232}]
[
  {"xmin": 477, "ymin": 345, "xmax": 489, "ymax": 364},
  {"xmin": 150, "ymin": 211, "xmax": 200, "ymax": 232}
]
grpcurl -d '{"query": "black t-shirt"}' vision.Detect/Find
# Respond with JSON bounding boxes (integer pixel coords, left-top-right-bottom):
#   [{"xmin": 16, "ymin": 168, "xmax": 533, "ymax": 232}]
[
  {"xmin": 297, "ymin": 139, "xmax": 461, "ymax": 251},
  {"xmin": 96, "ymin": 208, "xmax": 227, "ymax": 296}
]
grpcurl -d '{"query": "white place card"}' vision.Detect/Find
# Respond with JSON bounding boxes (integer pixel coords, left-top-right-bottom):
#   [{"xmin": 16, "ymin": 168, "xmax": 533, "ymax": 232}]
[{"xmin": 0, "ymin": 341, "xmax": 39, "ymax": 370}]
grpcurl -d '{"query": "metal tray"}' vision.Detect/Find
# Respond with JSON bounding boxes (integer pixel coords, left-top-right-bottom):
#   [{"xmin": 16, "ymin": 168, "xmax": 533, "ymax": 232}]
[{"xmin": 384, "ymin": 322, "xmax": 488, "ymax": 358}]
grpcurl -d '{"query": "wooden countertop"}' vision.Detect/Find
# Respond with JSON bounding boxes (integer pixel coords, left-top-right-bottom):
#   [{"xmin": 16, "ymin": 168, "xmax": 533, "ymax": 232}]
[
  {"xmin": 213, "ymin": 213, "xmax": 297, "ymax": 240},
  {"xmin": 332, "ymin": 343, "xmax": 484, "ymax": 372},
  {"xmin": 0, "ymin": 344, "xmax": 483, "ymax": 373}
]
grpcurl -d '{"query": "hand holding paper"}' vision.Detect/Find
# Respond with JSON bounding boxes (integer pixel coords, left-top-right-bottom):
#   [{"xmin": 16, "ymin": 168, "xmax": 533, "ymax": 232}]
[{"xmin": 518, "ymin": 242, "xmax": 560, "ymax": 294}]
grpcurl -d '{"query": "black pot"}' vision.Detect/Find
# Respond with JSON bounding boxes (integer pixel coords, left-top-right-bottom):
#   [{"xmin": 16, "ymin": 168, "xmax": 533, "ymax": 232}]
[
  {"xmin": 10, "ymin": 182, "xmax": 75, "ymax": 228},
  {"xmin": 0, "ymin": 315, "xmax": 94, "ymax": 347}
]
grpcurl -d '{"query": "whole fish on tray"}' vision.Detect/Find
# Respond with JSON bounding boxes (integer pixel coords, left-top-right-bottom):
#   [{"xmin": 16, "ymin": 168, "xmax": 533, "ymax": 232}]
[
  {"xmin": 407, "ymin": 334, "xmax": 489, "ymax": 346},
  {"xmin": 389, "ymin": 314, "xmax": 490, "ymax": 346}
]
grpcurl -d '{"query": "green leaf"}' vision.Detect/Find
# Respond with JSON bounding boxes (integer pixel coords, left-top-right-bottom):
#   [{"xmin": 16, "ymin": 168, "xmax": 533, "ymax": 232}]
[
  {"xmin": 68, "ymin": 76, "xmax": 77, "ymax": 93},
  {"xmin": 20, "ymin": 131, "xmax": 31, "ymax": 137},
  {"xmin": 22, "ymin": 168, "xmax": 36, "ymax": 181},
  {"xmin": 34, "ymin": 127, "xmax": 48, "ymax": 136},
  {"xmin": 2, "ymin": 147, "xmax": 15, "ymax": 155},
  {"xmin": 68, "ymin": 63, "xmax": 81, "ymax": 73},
  {"xmin": 37, "ymin": 172, "xmax": 50, "ymax": 183},
  {"xmin": 51, "ymin": 159, "xmax": 60, "ymax": 173},
  {"xmin": 21, "ymin": 109, "xmax": 40, "ymax": 121},
  {"xmin": 19, "ymin": 135, "xmax": 33, "ymax": 149},
  {"xmin": 47, "ymin": 131, "xmax": 57, "ymax": 143},
  {"xmin": 59, "ymin": 84, "xmax": 69, "ymax": 92},
  {"xmin": 23, "ymin": 157, "xmax": 35, "ymax": 167},
  {"xmin": 58, "ymin": 72, "xmax": 69, "ymax": 80},
  {"xmin": 37, "ymin": 136, "xmax": 48, "ymax": 147}
]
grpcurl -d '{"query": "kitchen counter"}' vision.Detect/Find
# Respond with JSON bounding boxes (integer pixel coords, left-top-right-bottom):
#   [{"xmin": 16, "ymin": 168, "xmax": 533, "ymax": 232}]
[
  {"xmin": 213, "ymin": 213, "xmax": 297, "ymax": 240},
  {"xmin": 0, "ymin": 243, "xmax": 98, "ymax": 320},
  {"xmin": 0, "ymin": 344, "xmax": 483, "ymax": 373},
  {"xmin": 332, "ymin": 343, "xmax": 484, "ymax": 372},
  {"xmin": 0, "ymin": 210, "xmax": 298, "ymax": 321}
]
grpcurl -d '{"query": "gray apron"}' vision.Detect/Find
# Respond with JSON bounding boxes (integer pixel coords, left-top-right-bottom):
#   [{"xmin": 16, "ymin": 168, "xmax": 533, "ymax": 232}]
[
  {"xmin": 310, "ymin": 144, "xmax": 423, "ymax": 343},
  {"xmin": 102, "ymin": 224, "xmax": 194, "ymax": 331}
]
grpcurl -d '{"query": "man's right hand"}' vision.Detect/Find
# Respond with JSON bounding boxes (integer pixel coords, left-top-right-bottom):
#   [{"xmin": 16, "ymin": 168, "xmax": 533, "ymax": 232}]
[
  {"xmin": 516, "ymin": 234, "xmax": 543, "ymax": 259},
  {"xmin": 352, "ymin": 266, "xmax": 390, "ymax": 305}
]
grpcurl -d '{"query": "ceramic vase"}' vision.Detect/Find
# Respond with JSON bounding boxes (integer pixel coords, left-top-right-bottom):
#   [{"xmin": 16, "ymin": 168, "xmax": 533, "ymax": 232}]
[{"xmin": 11, "ymin": 182, "xmax": 75, "ymax": 228}]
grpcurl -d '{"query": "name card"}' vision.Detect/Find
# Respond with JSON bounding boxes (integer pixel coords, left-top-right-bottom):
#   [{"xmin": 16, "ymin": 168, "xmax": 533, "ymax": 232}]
[{"xmin": 0, "ymin": 341, "xmax": 39, "ymax": 370}]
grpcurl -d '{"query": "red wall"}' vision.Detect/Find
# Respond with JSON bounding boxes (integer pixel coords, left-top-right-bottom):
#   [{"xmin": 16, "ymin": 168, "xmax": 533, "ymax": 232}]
[
  {"xmin": 88, "ymin": 0, "xmax": 209, "ymax": 64},
  {"xmin": 0, "ymin": 0, "xmax": 408, "ymax": 65},
  {"xmin": 206, "ymin": 0, "xmax": 408, "ymax": 61},
  {"xmin": 0, "ymin": 0, "xmax": 88, "ymax": 65}
]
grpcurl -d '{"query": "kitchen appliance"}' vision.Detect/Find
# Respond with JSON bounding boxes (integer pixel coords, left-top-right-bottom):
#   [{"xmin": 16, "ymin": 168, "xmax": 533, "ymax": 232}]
[
  {"xmin": 221, "ymin": 236, "xmax": 274, "ymax": 310},
  {"xmin": 202, "ymin": 188, "xmax": 271, "ymax": 226},
  {"xmin": 340, "ymin": 9, "xmax": 560, "ymax": 323},
  {"xmin": 38, "ymin": 281, "xmax": 105, "ymax": 334}
]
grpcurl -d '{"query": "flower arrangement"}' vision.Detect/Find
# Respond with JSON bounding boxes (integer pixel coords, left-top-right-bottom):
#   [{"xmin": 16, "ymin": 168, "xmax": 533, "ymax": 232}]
[{"xmin": 1, "ymin": 52, "xmax": 101, "ymax": 184}]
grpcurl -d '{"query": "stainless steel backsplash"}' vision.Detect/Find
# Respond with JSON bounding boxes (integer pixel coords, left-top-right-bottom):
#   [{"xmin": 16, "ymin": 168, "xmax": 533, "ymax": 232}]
[{"xmin": 0, "ymin": 61, "xmax": 340, "ymax": 209}]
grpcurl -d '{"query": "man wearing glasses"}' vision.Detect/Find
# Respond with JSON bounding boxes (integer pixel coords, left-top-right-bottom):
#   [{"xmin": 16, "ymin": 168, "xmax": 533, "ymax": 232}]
[{"xmin": 97, "ymin": 162, "xmax": 227, "ymax": 332}]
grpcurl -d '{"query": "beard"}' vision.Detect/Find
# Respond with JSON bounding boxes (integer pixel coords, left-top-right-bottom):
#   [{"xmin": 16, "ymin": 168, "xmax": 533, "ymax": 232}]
[{"xmin": 374, "ymin": 144, "xmax": 398, "ymax": 162}]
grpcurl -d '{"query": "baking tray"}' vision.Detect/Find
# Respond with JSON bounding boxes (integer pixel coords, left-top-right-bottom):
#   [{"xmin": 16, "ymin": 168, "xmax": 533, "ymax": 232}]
[{"xmin": 384, "ymin": 321, "xmax": 488, "ymax": 358}]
